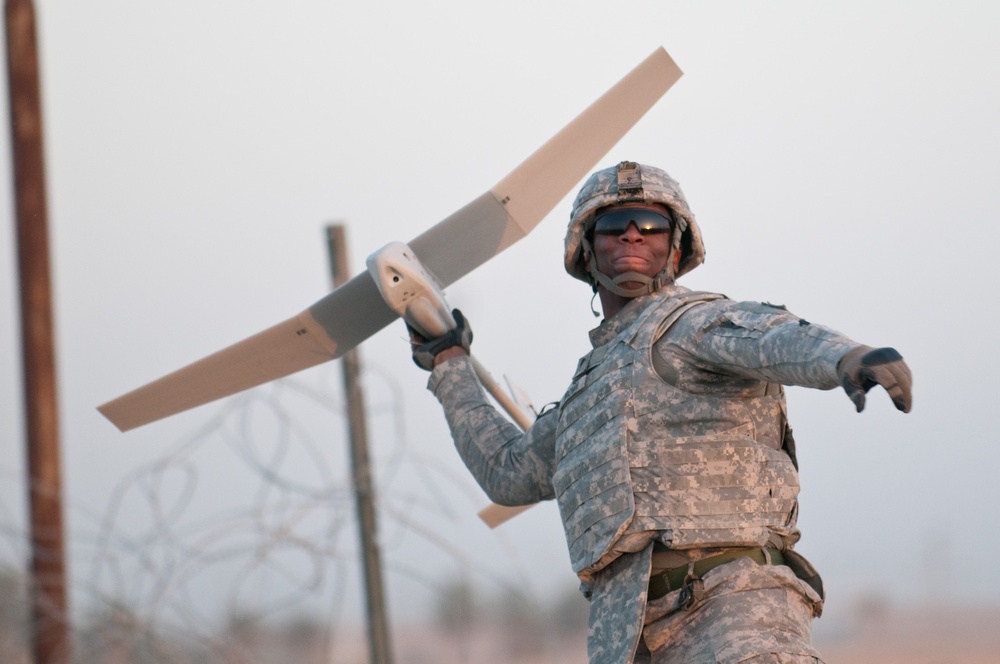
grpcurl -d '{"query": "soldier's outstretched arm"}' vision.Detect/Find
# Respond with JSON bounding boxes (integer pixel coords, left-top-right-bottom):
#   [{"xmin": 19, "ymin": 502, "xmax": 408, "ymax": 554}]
[
  {"xmin": 837, "ymin": 345, "xmax": 913, "ymax": 413},
  {"xmin": 656, "ymin": 299, "xmax": 913, "ymax": 414}
]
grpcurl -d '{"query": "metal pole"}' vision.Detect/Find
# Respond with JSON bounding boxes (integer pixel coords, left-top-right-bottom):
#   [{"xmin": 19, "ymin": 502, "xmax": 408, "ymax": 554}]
[
  {"xmin": 325, "ymin": 224, "xmax": 393, "ymax": 664},
  {"xmin": 4, "ymin": 1, "xmax": 70, "ymax": 663}
]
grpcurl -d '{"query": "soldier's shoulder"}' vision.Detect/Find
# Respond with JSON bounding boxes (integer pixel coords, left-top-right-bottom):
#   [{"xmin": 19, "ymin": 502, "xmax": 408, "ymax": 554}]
[
  {"xmin": 731, "ymin": 300, "xmax": 791, "ymax": 314},
  {"xmin": 668, "ymin": 296, "xmax": 797, "ymax": 334}
]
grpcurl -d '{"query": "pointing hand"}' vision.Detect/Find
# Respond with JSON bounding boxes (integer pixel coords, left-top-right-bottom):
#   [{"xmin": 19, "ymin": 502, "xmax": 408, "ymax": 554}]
[{"xmin": 838, "ymin": 346, "xmax": 912, "ymax": 413}]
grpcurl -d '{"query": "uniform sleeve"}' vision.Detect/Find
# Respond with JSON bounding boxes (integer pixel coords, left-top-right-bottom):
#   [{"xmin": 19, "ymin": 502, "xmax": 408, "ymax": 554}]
[
  {"xmin": 656, "ymin": 299, "xmax": 861, "ymax": 389},
  {"xmin": 427, "ymin": 355, "xmax": 557, "ymax": 505}
]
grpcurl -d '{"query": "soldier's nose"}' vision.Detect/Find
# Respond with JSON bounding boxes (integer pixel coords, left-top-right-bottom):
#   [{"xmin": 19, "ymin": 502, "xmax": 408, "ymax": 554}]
[{"xmin": 620, "ymin": 222, "xmax": 644, "ymax": 241}]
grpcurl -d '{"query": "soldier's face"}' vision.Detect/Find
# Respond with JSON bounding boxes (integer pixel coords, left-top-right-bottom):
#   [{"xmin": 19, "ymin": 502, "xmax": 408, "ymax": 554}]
[{"xmin": 591, "ymin": 203, "xmax": 673, "ymax": 282}]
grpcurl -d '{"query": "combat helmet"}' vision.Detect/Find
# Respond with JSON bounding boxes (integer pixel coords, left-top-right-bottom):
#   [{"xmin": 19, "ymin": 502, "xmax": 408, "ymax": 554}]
[{"xmin": 565, "ymin": 161, "xmax": 705, "ymax": 296}]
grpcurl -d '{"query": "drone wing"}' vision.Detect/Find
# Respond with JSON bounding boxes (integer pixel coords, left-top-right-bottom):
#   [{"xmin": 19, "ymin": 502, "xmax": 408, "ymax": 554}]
[{"xmin": 98, "ymin": 47, "xmax": 682, "ymax": 432}]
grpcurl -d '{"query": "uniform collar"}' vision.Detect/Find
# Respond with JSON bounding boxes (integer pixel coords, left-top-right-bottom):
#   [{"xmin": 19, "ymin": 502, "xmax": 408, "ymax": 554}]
[{"xmin": 588, "ymin": 284, "xmax": 690, "ymax": 348}]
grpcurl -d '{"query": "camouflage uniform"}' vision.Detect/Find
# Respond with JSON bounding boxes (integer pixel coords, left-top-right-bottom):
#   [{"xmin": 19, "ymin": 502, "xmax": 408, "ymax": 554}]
[{"xmin": 428, "ymin": 284, "xmax": 856, "ymax": 663}]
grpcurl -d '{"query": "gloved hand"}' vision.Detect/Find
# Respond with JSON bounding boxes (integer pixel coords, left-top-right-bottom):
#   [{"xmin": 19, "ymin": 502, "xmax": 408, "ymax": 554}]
[
  {"xmin": 408, "ymin": 308, "xmax": 473, "ymax": 370},
  {"xmin": 838, "ymin": 345, "xmax": 912, "ymax": 413}
]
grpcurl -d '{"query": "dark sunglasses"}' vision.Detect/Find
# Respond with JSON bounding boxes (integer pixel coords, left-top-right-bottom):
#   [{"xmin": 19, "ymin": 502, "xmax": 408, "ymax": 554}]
[{"xmin": 591, "ymin": 208, "xmax": 672, "ymax": 236}]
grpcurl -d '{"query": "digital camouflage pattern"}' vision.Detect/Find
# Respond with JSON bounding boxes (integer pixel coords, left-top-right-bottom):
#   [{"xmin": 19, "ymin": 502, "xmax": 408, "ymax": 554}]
[
  {"xmin": 556, "ymin": 288, "xmax": 805, "ymax": 583},
  {"xmin": 640, "ymin": 555, "xmax": 824, "ymax": 663},
  {"xmin": 428, "ymin": 285, "xmax": 858, "ymax": 662}
]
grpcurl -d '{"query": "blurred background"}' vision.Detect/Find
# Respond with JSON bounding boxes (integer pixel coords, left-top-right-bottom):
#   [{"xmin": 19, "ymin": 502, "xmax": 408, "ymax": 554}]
[{"xmin": 2, "ymin": 1, "xmax": 999, "ymax": 662}]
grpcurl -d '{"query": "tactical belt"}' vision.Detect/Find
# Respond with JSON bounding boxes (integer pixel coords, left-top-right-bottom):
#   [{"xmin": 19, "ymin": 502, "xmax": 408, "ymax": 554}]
[{"xmin": 647, "ymin": 547, "xmax": 785, "ymax": 603}]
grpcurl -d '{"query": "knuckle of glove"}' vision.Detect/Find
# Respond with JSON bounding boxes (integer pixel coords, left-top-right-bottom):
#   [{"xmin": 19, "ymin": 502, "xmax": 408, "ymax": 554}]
[
  {"xmin": 410, "ymin": 309, "xmax": 473, "ymax": 371},
  {"xmin": 412, "ymin": 330, "xmax": 461, "ymax": 371},
  {"xmin": 860, "ymin": 347, "xmax": 903, "ymax": 366}
]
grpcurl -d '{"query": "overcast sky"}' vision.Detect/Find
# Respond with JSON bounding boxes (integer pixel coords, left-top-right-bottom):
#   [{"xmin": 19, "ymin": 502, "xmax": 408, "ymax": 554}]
[{"xmin": 2, "ymin": 0, "xmax": 999, "ymax": 637}]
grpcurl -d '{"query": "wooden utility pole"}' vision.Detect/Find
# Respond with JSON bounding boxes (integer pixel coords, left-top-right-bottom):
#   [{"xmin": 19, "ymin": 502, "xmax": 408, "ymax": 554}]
[
  {"xmin": 4, "ymin": 1, "xmax": 70, "ymax": 663},
  {"xmin": 325, "ymin": 224, "xmax": 394, "ymax": 664}
]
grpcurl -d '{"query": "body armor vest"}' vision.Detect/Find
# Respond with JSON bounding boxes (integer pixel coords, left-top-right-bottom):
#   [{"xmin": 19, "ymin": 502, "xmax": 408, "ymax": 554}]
[{"xmin": 553, "ymin": 290, "xmax": 801, "ymax": 577}]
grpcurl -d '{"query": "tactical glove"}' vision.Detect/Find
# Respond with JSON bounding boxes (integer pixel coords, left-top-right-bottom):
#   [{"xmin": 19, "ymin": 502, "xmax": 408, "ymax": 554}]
[
  {"xmin": 838, "ymin": 345, "xmax": 912, "ymax": 413},
  {"xmin": 408, "ymin": 309, "xmax": 473, "ymax": 371}
]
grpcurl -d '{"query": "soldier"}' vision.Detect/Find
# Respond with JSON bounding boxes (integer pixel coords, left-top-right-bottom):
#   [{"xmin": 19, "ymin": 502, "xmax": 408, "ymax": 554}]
[{"xmin": 410, "ymin": 161, "xmax": 912, "ymax": 663}]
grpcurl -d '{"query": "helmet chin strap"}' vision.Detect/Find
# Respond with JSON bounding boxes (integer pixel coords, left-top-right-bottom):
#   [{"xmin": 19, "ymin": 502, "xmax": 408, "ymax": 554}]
[
  {"xmin": 582, "ymin": 237, "xmax": 675, "ymax": 299},
  {"xmin": 591, "ymin": 268, "xmax": 655, "ymax": 298}
]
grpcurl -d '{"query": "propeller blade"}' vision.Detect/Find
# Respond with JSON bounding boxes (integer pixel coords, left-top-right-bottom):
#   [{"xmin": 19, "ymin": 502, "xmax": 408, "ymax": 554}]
[{"xmin": 99, "ymin": 47, "xmax": 683, "ymax": 432}]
